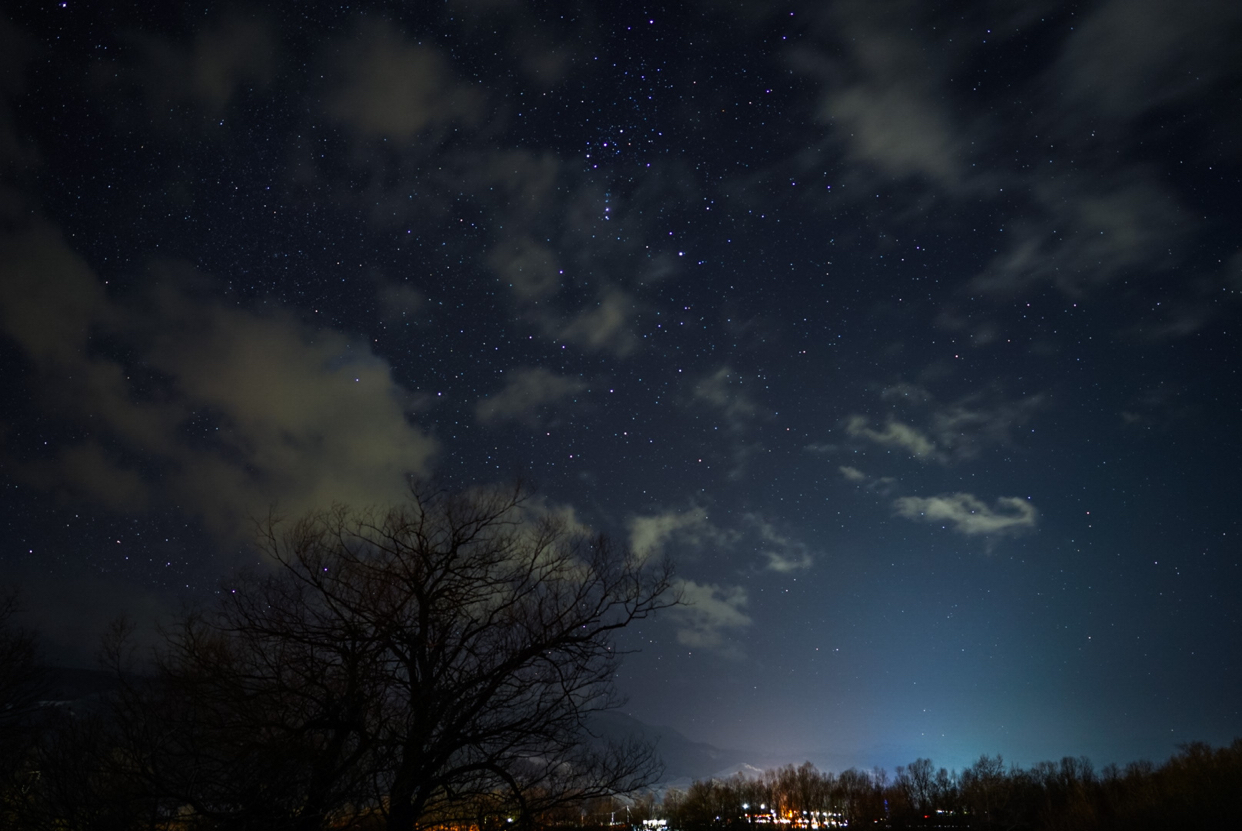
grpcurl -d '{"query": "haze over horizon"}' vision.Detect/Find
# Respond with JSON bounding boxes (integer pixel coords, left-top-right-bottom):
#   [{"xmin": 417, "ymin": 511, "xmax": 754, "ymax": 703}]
[{"xmin": 2, "ymin": 0, "xmax": 1239, "ymax": 777}]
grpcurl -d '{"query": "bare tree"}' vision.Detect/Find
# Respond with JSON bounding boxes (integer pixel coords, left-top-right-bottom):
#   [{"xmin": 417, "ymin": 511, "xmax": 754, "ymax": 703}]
[
  {"xmin": 0, "ymin": 592, "xmax": 44, "ymax": 734},
  {"xmin": 960, "ymin": 754, "xmax": 1006, "ymax": 828},
  {"xmin": 106, "ymin": 606, "xmax": 380, "ymax": 831},
  {"xmin": 130, "ymin": 482, "xmax": 675, "ymax": 831},
  {"xmin": 0, "ymin": 591, "xmax": 47, "ymax": 824},
  {"xmin": 898, "ymin": 757, "xmax": 934, "ymax": 816}
]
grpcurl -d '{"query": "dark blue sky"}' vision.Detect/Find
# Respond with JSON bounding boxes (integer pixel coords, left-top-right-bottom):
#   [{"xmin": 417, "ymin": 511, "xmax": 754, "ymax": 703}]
[{"xmin": 1, "ymin": 0, "xmax": 1239, "ymax": 775}]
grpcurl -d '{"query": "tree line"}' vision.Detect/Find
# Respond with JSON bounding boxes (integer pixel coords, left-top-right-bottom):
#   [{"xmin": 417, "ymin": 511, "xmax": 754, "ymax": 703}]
[
  {"xmin": 651, "ymin": 745, "xmax": 1241, "ymax": 831},
  {"xmin": 0, "ymin": 483, "xmax": 675, "ymax": 831}
]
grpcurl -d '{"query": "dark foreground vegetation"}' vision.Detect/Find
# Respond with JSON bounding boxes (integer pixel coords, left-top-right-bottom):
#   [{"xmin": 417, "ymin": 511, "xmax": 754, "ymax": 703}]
[
  {"xmin": 0, "ymin": 484, "xmax": 674, "ymax": 831},
  {"xmin": 1, "ymin": 484, "xmax": 1238, "ymax": 830},
  {"xmin": 653, "ymin": 745, "xmax": 1242, "ymax": 831}
]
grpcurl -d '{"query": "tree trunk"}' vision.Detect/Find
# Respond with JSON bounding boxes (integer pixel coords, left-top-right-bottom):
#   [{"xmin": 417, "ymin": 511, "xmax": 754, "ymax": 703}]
[{"xmin": 386, "ymin": 771, "xmax": 423, "ymax": 831}]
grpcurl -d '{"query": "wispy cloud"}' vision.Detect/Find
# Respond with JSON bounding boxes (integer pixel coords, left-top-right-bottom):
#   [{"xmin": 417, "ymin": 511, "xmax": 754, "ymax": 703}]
[
  {"xmin": 101, "ymin": 12, "xmax": 277, "ymax": 124},
  {"xmin": 628, "ymin": 507, "xmax": 736, "ymax": 562},
  {"xmin": 475, "ymin": 367, "xmax": 586, "ymax": 428},
  {"xmin": 324, "ymin": 18, "xmax": 484, "ymax": 141},
  {"xmin": 845, "ymin": 415, "xmax": 939, "ymax": 460},
  {"xmin": 374, "ymin": 277, "xmax": 424, "ymax": 323},
  {"xmin": 971, "ymin": 177, "xmax": 1188, "ymax": 298},
  {"xmin": 838, "ymin": 465, "xmax": 867, "ymax": 482},
  {"xmin": 692, "ymin": 365, "xmax": 761, "ymax": 432},
  {"xmin": 558, "ymin": 287, "xmax": 639, "ymax": 357},
  {"xmin": 630, "ymin": 507, "xmax": 706, "ymax": 560},
  {"xmin": 836, "ymin": 465, "xmax": 897, "ymax": 495},
  {"xmin": 763, "ymin": 551, "xmax": 812, "ymax": 573},
  {"xmin": 845, "ymin": 385, "xmax": 1044, "ymax": 465},
  {"xmin": 892, "ymin": 493, "xmax": 1038, "ymax": 537},
  {"xmin": 671, "ymin": 579, "xmax": 752, "ymax": 656},
  {"xmin": 924, "ymin": 392, "xmax": 1044, "ymax": 462},
  {"xmin": 745, "ymin": 513, "xmax": 814, "ymax": 573},
  {"xmin": 1057, "ymin": 0, "xmax": 1242, "ymax": 124},
  {"xmin": 488, "ymin": 236, "xmax": 563, "ymax": 301}
]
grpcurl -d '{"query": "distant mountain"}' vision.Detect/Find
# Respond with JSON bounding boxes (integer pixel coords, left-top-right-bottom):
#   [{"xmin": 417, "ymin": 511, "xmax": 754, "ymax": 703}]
[
  {"xmin": 41, "ymin": 667, "xmax": 118, "ymax": 701},
  {"xmin": 35, "ymin": 666, "xmax": 120, "ymax": 716},
  {"xmin": 34, "ymin": 671, "xmax": 794, "ymax": 786},
  {"xmin": 588, "ymin": 711, "xmax": 774, "ymax": 787}
]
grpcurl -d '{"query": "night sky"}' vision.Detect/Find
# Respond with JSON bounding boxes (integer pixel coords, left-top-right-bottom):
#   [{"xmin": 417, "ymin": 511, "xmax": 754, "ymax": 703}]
[{"xmin": 2, "ymin": 0, "xmax": 1240, "ymax": 775}]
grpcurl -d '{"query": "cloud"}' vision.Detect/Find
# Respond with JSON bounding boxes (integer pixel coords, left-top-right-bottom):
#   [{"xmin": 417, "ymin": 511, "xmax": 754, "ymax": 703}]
[
  {"xmin": 847, "ymin": 385, "xmax": 1044, "ymax": 465},
  {"xmin": 375, "ymin": 278, "xmax": 424, "ymax": 322},
  {"xmin": 845, "ymin": 415, "xmax": 939, "ymax": 460},
  {"xmin": 475, "ymin": 367, "xmax": 586, "ymax": 428},
  {"xmin": 0, "ymin": 223, "xmax": 111, "ymax": 366},
  {"xmin": 96, "ymin": 12, "xmax": 276, "ymax": 126},
  {"xmin": 559, "ymin": 288, "xmax": 639, "ymax": 356},
  {"xmin": 488, "ymin": 237, "xmax": 563, "ymax": 301},
  {"xmin": 147, "ymin": 13, "xmax": 275, "ymax": 114},
  {"xmin": 972, "ymin": 177, "xmax": 1188, "ymax": 298},
  {"xmin": 447, "ymin": 0, "xmax": 589, "ymax": 88},
  {"xmin": 744, "ymin": 514, "xmax": 813, "ymax": 573},
  {"xmin": 892, "ymin": 493, "xmax": 1037, "ymax": 537},
  {"xmin": 879, "ymin": 382, "xmax": 933, "ymax": 405},
  {"xmin": 630, "ymin": 508, "xmax": 705, "ymax": 561},
  {"xmin": 631, "ymin": 507, "xmax": 813, "ymax": 574},
  {"xmin": 627, "ymin": 507, "xmax": 738, "ymax": 563},
  {"xmin": 1117, "ymin": 384, "xmax": 1195, "ymax": 431},
  {"xmin": 763, "ymin": 550, "xmax": 812, "ymax": 573},
  {"xmin": 924, "ymin": 392, "xmax": 1044, "ymax": 462},
  {"xmin": 838, "ymin": 465, "xmax": 867, "ymax": 482},
  {"xmin": 692, "ymin": 366, "xmax": 760, "ymax": 431},
  {"xmin": 835, "ymin": 465, "xmax": 897, "ymax": 496},
  {"xmin": 516, "ymin": 495, "xmax": 595, "ymax": 542},
  {"xmin": 1125, "ymin": 251, "xmax": 1242, "ymax": 341},
  {"xmin": 629, "ymin": 506, "xmax": 815, "ymax": 574},
  {"xmin": 671, "ymin": 579, "xmax": 752, "ymax": 655},
  {"xmin": 819, "ymin": 79, "xmax": 961, "ymax": 185},
  {"xmin": 324, "ymin": 19, "xmax": 484, "ymax": 141},
  {"xmin": 470, "ymin": 150, "xmax": 563, "ymax": 223},
  {"xmin": 0, "ymin": 221, "xmax": 437, "ymax": 538},
  {"xmin": 793, "ymin": 2, "xmax": 964, "ymax": 186},
  {"xmin": 0, "ymin": 17, "xmax": 40, "ymax": 194},
  {"xmin": 685, "ymin": 367, "xmax": 769, "ymax": 481},
  {"xmin": 146, "ymin": 286, "xmax": 437, "ymax": 531},
  {"xmin": 56, "ymin": 442, "xmax": 151, "ymax": 512},
  {"xmin": 1228, "ymin": 251, "xmax": 1242, "ymax": 293},
  {"xmin": 804, "ymin": 441, "xmax": 839, "ymax": 455},
  {"xmin": 1057, "ymin": 0, "xmax": 1242, "ymax": 124}
]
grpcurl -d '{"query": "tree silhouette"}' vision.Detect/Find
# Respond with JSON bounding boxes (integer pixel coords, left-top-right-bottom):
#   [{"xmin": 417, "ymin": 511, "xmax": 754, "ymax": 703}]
[
  {"xmin": 115, "ymin": 482, "xmax": 675, "ymax": 831},
  {"xmin": 0, "ymin": 591, "xmax": 47, "ymax": 826}
]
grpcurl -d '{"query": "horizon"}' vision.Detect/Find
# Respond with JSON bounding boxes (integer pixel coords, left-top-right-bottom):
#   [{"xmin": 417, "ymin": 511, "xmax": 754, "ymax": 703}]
[{"xmin": 28, "ymin": 666, "xmax": 1227, "ymax": 781}]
